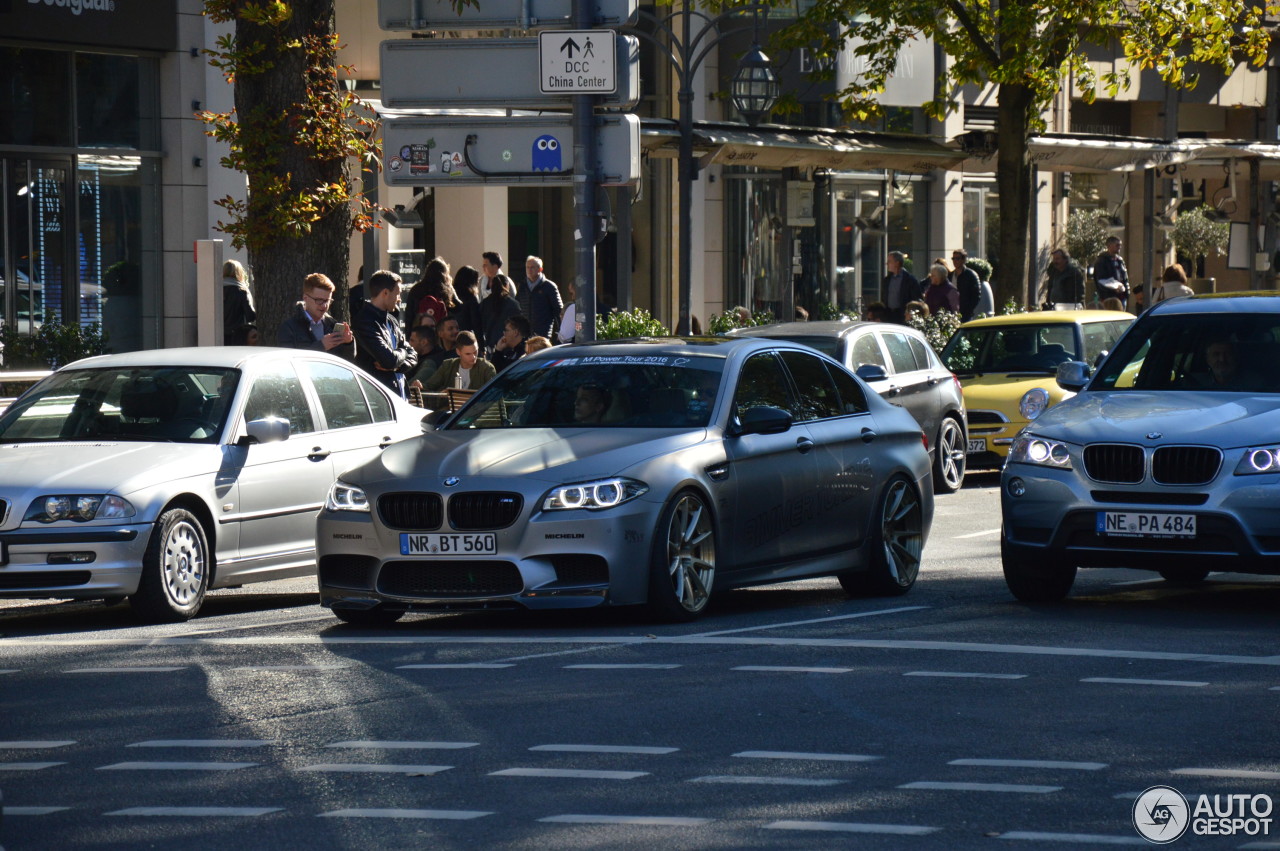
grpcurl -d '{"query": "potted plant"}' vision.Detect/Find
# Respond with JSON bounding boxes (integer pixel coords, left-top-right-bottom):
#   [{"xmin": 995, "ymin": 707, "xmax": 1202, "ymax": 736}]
[{"xmin": 1170, "ymin": 205, "xmax": 1229, "ymax": 289}]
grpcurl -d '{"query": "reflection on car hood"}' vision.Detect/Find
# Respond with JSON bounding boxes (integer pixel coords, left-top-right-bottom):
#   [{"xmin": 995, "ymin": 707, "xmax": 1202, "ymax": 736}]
[
  {"xmin": 1036, "ymin": 391, "xmax": 1280, "ymax": 444},
  {"xmin": 0, "ymin": 441, "xmax": 213, "ymax": 494},
  {"xmin": 362, "ymin": 427, "xmax": 709, "ymax": 485}
]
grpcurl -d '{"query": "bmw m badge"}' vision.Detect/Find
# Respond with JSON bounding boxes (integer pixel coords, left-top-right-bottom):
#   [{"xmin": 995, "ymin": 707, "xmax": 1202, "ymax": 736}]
[{"xmin": 444, "ymin": 476, "xmax": 461, "ymax": 487}]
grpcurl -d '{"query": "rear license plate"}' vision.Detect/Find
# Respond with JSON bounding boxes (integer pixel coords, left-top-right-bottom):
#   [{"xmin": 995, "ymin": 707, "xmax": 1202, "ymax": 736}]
[
  {"xmin": 400, "ymin": 532, "xmax": 497, "ymax": 556},
  {"xmin": 967, "ymin": 438, "xmax": 987, "ymax": 454},
  {"xmin": 1096, "ymin": 511, "xmax": 1196, "ymax": 538}
]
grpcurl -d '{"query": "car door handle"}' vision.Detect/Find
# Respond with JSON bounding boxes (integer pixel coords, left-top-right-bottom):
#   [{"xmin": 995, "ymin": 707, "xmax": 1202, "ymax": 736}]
[
  {"xmin": 308, "ymin": 447, "xmax": 331, "ymax": 461},
  {"xmin": 796, "ymin": 436, "xmax": 814, "ymax": 454},
  {"xmin": 927, "ymin": 376, "xmax": 940, "ymax": 385},
  {"xmin": 379, "ymin": 436, "xmax": 395, "ymax": 448},
  {"xmin": 860, "ymin": 428, "xmax": 877, "ymax": 444},
  {"xmin": 886, "ymin": 385, "xmax": 900, "ymax": 396}
]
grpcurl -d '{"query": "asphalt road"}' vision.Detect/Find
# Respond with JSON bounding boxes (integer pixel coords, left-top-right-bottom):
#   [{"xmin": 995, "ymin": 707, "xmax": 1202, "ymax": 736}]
[{"xmin": 2, "ymin": 471, "xmax": 1279, "ymax": 850}]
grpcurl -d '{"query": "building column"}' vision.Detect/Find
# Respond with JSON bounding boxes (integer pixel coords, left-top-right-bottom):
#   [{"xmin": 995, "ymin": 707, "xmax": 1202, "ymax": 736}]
[{"xmin": 433, "ymin": 186, "xmax": 509, "ymax": 276}]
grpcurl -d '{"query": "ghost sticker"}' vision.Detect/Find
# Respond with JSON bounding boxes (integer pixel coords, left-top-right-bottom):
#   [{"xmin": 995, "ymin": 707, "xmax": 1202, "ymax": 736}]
[{"xmin": 532, "ymin": 135, "xmax": 562, "ymax": 172}]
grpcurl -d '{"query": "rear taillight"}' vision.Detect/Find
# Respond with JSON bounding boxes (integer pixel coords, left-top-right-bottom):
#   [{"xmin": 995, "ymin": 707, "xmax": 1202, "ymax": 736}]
[{"xmin": 921, "ymin": 431, "xmax": 929, "ymax": 450}]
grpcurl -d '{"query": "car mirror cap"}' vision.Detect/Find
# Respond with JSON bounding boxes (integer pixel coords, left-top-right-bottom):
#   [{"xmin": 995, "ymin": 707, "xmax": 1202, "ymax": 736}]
[
  {"xmin": 245, "ymin": 416, "xmax": 291, "ymax": 445},
  {"xmin": 855, "ymin": 364, "xmax": 888, "ymax": 383},
  {"xmin": 737, "ymin": 405, "xmax": 793, "ymax": 436},
  {"xmin": 1056, "ymin": 361, "xmax": 1091, "ymax": 392}
]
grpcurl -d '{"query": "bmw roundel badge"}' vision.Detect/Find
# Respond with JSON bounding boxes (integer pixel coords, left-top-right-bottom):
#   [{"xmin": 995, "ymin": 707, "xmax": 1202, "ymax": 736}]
[{"xmin": 444, "ymin": 476, "xmax": 461, "ymax": 487}]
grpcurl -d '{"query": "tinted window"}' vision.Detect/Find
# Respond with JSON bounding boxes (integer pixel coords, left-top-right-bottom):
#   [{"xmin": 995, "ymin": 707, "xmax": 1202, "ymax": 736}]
[
  {"xmin": 1083, "ymin": 319, "xmax": 1132, "ymax": 364},
  {"xmin": 306, "ymin": 361, "xmax": 373, "ymax": 430},
  {"xmin": 733, "ymin": 353, "xmax": 796, "ymax": 421},
  {"xmin": 1093, "ymin": 313, "xmax": 1280, "ymax": 393},
  {"xmin": 907, "ymin": 336, "xmax": 933, "ymax": 370},
  {"xmin": 850, "ymin": 333, "xmax": 886, "ymax": 370},
  {"xmin": 244, "ymin": 362, "xmax": 314, "ymax": 434},
  {"xmin": 828, "ymin": 364, "xmax": 870, "ymax": 414},
  {"xmin": 779, "ymin": 351, "xmax": 841, "ymax": 421},
  {"xmin": 882, "ymin": 332, "xmax": 917, "ymax": 373},
  {"xmin": 359, "ymin": 373, "xmax": 395, "ymax": 423},
  {"xmin": 943, "ymin": 323, "xmax": 1083, "ymax": 373}
]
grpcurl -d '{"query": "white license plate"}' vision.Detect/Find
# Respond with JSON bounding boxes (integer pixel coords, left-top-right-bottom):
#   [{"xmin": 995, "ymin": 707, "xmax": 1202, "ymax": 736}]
[
  {"xmin": 1096, "ymin": 512, "xmax": 1197, "ymax": 538},
  {"xmin": 967, "ymin": 438, "xmax": 987, "ymax": 454},
  {"xmin": 400, "ymin": 532, "xmax": 497, "ymax": 556}
]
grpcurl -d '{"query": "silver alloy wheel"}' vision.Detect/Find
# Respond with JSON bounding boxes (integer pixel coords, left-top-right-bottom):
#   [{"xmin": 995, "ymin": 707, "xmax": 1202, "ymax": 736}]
[
  {"xmin": 161, "ymin": 518, "xmax": 206, "ymax": 607},
  {"xmin": 935, "ymin": 417, "xmax": 966, "ymax": 492},
  {"xmin": 664, "ymin": 493, "xmax": 715, "ymax": 613},
  {"xmin": 880, "ymin": 479, "xmax": 924, "ymax": 587}
]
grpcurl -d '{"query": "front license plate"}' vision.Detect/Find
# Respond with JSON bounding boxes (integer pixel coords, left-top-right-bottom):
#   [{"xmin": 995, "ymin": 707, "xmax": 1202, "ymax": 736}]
[
  {"xmin": 400, "ymin": 532, "xmax": 497, "ymax": 556},
  {"xmin": 967, "ymin": 438, "xmax": 987, "ymax": 454},
  {"xmin": 1096, "ymin": 511, "xmax": 1197, "ymax": 538}
]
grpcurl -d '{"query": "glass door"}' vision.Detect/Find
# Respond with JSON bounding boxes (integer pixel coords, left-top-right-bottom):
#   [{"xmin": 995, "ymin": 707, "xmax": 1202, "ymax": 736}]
[{"xmin": 2, "ymin": 156, "xmax": 73, "ymax": 339}]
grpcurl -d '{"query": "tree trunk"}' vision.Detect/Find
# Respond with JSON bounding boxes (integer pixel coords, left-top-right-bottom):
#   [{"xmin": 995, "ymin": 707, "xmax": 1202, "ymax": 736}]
[
  {"xmin": 994, "ymin": 83, "xmax": 1035, "ymax": 311},
  {"xmin": 234, "ymin": 0, "xmax": 353, "ymax": 340}
]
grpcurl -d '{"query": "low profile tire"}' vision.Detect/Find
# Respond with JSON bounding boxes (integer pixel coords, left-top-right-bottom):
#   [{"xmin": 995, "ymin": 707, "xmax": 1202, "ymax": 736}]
[
  {"xmin": 129, "ymin": 508, "xmax": 210, "ymax": 623},
  {"xmin": 333, "ymin": 607, "xmax": 404, "ymax": 626},
  {"xmin": 840, "ymin": 476, "xmax": 924, "ymax": 597},
  {"xmin": 1158, "ymin": 568, "xmax": 1210, "ymax": 584},
  {"xmin": 932, "ymin": 417, "xmax": 967, "ymax": 494},
  {"xmin": 647, "ymin": 490, "xmax": 716, "ymax": 622},
  {"xmin": 1001, "ymin": 534, "xmax": 1077, "ymax": 602}
]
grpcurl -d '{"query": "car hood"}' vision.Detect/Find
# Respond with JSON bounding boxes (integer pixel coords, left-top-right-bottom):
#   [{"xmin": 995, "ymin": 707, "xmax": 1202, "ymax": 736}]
[
  {"xmin": 1034, "ymin": 391, "xmax": 1280, "ymax": 445},
  {"xmin": 0, "ymin": 441, "xmax": 212, "ymax": 495},
  {"xmin": 960, "ymin": 372, "xmax": 1069, "ymax": 411},
  {"xmin": 354, "ymin": 427, "xmax": 709, "ymax": 485}
]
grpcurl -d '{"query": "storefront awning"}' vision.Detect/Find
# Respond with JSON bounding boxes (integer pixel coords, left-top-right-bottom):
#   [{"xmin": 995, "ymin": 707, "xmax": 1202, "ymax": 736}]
[{"xmin": 960, "ymin": 133, "xmax": 1201, "ymax": 174}]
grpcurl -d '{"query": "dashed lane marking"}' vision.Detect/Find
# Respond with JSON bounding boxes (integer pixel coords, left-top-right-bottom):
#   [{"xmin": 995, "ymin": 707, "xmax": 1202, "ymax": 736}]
[
  {"xmin": 906, "ymin": 671, "xmax": 1027, "ymax": 679},
  {"xmin": 326, "ymin": 741, "xmax": 478, "ymax": 750},
  {"xmin": 232, "ymin": 664, "xmax": 351, "ymax": 671},
  {"xmin": 106, "ymin": 807, "xmax": 282, "ymax": 817},
  {"xmin": 491, "ymin": 768, "xmax": 648, "ymax": 780},
  {"xmin": 0, "ymin": 669, "xmax": 16, "ymax": 674},
  {"xmin": 996, "ymin": 830, "xmax": 1145, "ymax": 844},
  {"xmin": 297, "ymin": 764, "xmax": 452, "ymax": 775},
  {"xmin": 899, "ymin": 781, "xmax": 1061, "ymax": 793},
  {"xmin": 0, "ymin": 741, "xmax": 76, "ymax": 748},
  {"xmin": 540, "ymin": 814, "xmax": 712, "ymax": 826},
  {"xmin": 396, "ymin": 663, "xmax": 516, "ymax": 669},
  {"xmin": 563, "ymin": 664, "xmax": 681, "ymax": 669},
  {"xmin": 949, "ymin": 758, "xmax": 1107, "ymax": 770},
  {"xmin": 128, "ymin": 740, "xmax": 273, "ymax": 748},
  {"xmin": 689, "ymin": 775, "xmax": 845, "ymax": 787},
  {"xmin": 688, "ymin": 606, "xmax": 929, "ymax": 637},
  {"xmin": 0, "ymin": 762, "xmax": 65, "ymax": 771},
  {"xmin": 1172, "ymin": 767, "xmax": 1280, "ymax": 780},
  {"xmin": 530, "ymin": 745, "xmax": 679, "ymax": 755},
  {"xmin": 97, "ymin": 762, "xmax": 257, "ymax": 771},
  {"xmin": 319, "ymin": 808, "xmax": 492, "ymax": 819},
  {"xmin": 732, "ymin": 665, "xmax": 852, "ymax": 674},
  {"xmin": 765, "ymin": 820, "xmax": 939, "ymax": 835},
  {"xmin": 733, "ymin": 751, "xmax": 880, "ymax": 762},
  {"xmin": 953, "ymin": 528, "xmax": 1001, "ymax": 539},
  {"xmin": 4, "ymin": 807, "xmax": 71, "ymax": 815},
  {"xmin": 1081, "ymin": 677, "xmax": 1209, "ymax": 688},
  {"xmin": 63, "ymin": 667, "xmax": 186, "ymax": 673}
]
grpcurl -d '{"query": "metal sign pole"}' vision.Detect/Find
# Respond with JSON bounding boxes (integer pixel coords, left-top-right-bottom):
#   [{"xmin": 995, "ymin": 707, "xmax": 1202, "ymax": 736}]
[{"xmin": 573, "ymin": 0, "xmax": 598, "ymax": 342}]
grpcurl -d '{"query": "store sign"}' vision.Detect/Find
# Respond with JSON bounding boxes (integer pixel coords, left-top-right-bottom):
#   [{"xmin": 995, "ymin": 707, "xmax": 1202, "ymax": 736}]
[
  {"xmin": 836, "ymin": 31, "xmax": 935, "ymax": 108},
  {"xmin": 5, "ymin": 0, "xmax": 177, "ymax": 51}
]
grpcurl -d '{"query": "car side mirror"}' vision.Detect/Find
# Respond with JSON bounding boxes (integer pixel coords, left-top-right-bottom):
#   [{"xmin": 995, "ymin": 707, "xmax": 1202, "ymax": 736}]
[
  {"xmin": 1056, "ymin": 361, "xmax": 1091, "ymax": 392},
  {"xmin": 735, "ymin": 405, "xmax": 793, "ymax": 436},
  {"xmin": 855, "ymin": 364, "xmax": 887, "ymax": 383},
  {"xmin": 241, "ymin": 416, "xmax": 291, "ymax": 445}
]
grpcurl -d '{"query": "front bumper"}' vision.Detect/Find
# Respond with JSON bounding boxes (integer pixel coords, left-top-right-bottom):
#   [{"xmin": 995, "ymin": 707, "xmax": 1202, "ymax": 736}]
[{"xmin": 0, "ymin": 524, "xmax": 152, "ymax": 598}]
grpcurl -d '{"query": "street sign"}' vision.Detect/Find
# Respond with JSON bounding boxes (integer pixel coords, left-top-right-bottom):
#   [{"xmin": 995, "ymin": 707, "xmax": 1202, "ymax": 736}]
[
  {"xmin": 539, "ymin": 30, "xmax": 616, "ymax": 94},
  {"xmin": 378, "ymin": 0, "xmax": 637, "ymax": 31},
  {"xmin": 383, "ymin": 114, "xmax": 640, "ymax": 187},
  {"xmin": 380, "ymin": 36, "xmax": 639, "ymax": 110}
]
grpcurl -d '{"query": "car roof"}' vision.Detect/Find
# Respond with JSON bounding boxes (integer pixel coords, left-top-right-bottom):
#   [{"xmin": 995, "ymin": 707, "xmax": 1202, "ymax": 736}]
[
  {"xmin": 59, "ymin": 346, "xmax": 341, "ymax": 371},
  {"xmin": 731, "ymin": 320, "xmax": 875, "ymax": 339},
  {"xmin": 1147, "ymin": 291, "xmax": 1280, "ymax": 314},
  {"xmin": 958, "ymin": 310, "xmax": 1132, "ymax": 328},
  {"xmin": 527, "ymin": 335, "xmax": 794, "ymax": 361}
]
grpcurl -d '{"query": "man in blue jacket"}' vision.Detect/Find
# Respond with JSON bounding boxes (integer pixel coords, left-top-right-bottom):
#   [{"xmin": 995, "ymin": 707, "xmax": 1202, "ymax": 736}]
[
  {"xmin": 353, "ymin": 270, "xmax": 417, "ymax": 399},
  {"xmin": 524, "ymin": 255, "xmax": 564, "ymax": 340}
]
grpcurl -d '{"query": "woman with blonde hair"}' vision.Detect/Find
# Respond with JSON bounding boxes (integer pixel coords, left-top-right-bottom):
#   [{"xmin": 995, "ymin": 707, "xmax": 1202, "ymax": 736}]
[{"xmin": 222, "ymin": 259, "xmax": 256, "ymax": 345}]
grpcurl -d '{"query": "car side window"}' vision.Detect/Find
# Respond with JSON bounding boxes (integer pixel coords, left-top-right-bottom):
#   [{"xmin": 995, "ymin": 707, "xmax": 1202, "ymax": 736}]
[
  {"xmin": 882, "ymin": 332, "xmax": 918, "ymax": 374},
  {"xmin": 827, "ymin": 363, "xmax": 870, "ymax": 414},
  {"xmin": 733, "ymin": 352, "xmax": 796, "ymax": 421},
  {"xmin": 779, "ymin": 351, "xmax": 842, "ymax": 421},
  {"xmin": 305, "ymin": 361, "xmax": 374, "ymax": 430},
  {"xmin": 243, "ymin": 362, "xmax": 315, "ymax": 435},
  {"xmin": 906, "ymin": 336, "xmax": 933, "ymax": 371},
  {"xmin": 850, "ymin": 333, "xmax": 887, "ymax": 371},
  {"xmin": 358, "ymin": 373, "xmax": 395, "ymax": 423}
]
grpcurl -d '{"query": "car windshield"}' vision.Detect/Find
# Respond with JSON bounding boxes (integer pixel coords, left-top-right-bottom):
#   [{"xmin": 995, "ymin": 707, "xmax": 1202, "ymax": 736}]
[
  {"xmin": 0, "ymin": 366, "xmax": 241, "ymax": 443},
  {"xmin": 943, "ymin": 323, "xmax": 1079, "ymax": 373},
  {"xmin": 446, "ymin": 353, "xmax": 724, "ymax": 429},
  {"xmin": 1092, "ymin": 313, "xmax": 1280, "ymax": 393}
]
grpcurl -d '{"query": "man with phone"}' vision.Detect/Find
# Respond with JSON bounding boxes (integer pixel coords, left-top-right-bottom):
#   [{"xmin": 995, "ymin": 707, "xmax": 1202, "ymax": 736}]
[{"xmin": 277, "ymin": 272, "xmax": 355, "ymax": 358}]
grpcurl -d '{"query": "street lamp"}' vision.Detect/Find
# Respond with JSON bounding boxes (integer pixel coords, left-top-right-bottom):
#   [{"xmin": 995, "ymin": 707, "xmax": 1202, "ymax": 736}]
[{"xmin": 628, "ymin": 5, "xmax": 779, "ymax": 335}]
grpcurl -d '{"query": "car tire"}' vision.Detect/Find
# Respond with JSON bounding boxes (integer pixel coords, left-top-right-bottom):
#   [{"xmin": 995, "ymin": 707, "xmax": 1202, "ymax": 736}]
[
  {"xmin": 333, "ymin": 607, "xmax": 404, "ymax": 626},
  {"xmin": 1001, "ymin": 534, "xmax": 1076, "ymax": 602},
  {"xmin": 932, "ymin": 416, "xmax": 966, "ymax": 493},
  {"xmin": 839, "ymin": 476, "xmax": 924, "ymax": 597},
  {"xmin": 1158, "ymin": 568, "xmax": 1210, "ymax": 584},
  {"xmin": 129, "ymin": 508, "xmax": 210, "ymax": 623},
  {"xmin": 646, "ymin": 489, "xmax": 716, "ymax": 622}
]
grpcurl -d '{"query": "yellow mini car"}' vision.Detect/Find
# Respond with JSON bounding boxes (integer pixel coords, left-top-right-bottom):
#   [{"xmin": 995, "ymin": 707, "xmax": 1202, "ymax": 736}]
[{"xmin": 940, "ymin": 310, "xmax": 1133, "ymax": 467}]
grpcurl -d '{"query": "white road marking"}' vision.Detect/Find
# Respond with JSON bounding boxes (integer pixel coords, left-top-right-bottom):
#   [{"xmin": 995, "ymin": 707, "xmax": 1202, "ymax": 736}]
[
  {"xmin": 954, "ymin": 528, "xmax": 1002, "ymax": 539},
  {"xmin": 530, "ymin": 744, "xmax": 678, "ymax": 755},
  {"xmin": 540, "ymin": 814, "xmax": 712, "ymax": 826},
  {"xmin": 689, "ymin": 775, "xmax": 845, "ymax": 787},
  {"xmin": 733, "ymin": 750, "xmax": 880, "ymax": 762},
  {"xmin": 900, "ymin": 781, "xmax": 1061, "ymax": 793},
  {"xmin": 0, "ymin": 669, "xmax": 16, "ymax": 674},
  {"xmin": 129, "ymin": 740, "xmax": 274, "ymax": 748},
  {"xmin": 106, "ymin": 807, "xmax": 281, "ymax": 817},
  {"xmin": 232, "ymin": 664, "xmax": 351, "ymax": 671},
  {"xmin": 1173, "ymin": 767, "xmax": 1280, "ymax": 780},
  {"xmin": 97, "ymin": 762, "xmax": 257, "ymax": 771},
  {"xmin": 0, "ymin": 762, "xmax": 64, "ymax": 771},
  {"xmin": 906, "ymin": 671, "xmax": 1027, "ymax": 680},
  {"xmin": 64, "ymin": 667, "xmax": 186, "ymax": 673},
  {"xmin": 1081, "ymin": 677, "xmax": 1209, "ymax": 688},
  {"xmin": 765, "ymin": 820, "xmax": 939, "ymax": 835},
  {"xmin": 689, "ymin": 606, "xmax": 929, "ymax": 637},
  {"xmin": 997, "ymin": 830, "xmax": 1146, "ymax": 844},
  {"xmin": 1111, "ymin": 578, "xmax": 1162, "ymax": 586},
  {"xmin": 949, "ymin": 758, "xmax": 1107, "ymax": 771},
  {"xmin": 326, "ymin": 741, "xmax": 478, "ymax": 750},
  {"xmin": 320, "ymin": 808, "xmax": 491, "ymax": 819},
  {"xmin": 732, "ymin": 665, "xmax": 852, "ymax": 674},
  {"xmin": 173, "ymin": 613, "xmax": 336, "ymax": 636},
  {"xmin": 0, "ymin": 741, "xmax": 76, "ymax": 749},
  {"xmin": 298, "ymin": 764, "xmax": 452, "ymax": 775},
  {"xmin": 4, "ymin": 807, "xmax": 71, "ymax": 815},
  {"xmin": 563, "ymin": 664, "xmax": 681, "ymax": 669},
  {"xmin": 491, "ymin": 768, "xmax": 648, "ymax": 780},
  {"xmin": 396, "ymin": 663, "xmax": 515, "ymax": 669}
]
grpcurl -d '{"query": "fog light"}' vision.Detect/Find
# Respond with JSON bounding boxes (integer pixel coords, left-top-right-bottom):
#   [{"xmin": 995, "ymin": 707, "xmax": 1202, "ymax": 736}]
[
  {"xmin": 48, "ymin": 552, "xmax": 96, "ymax": 564},
  {"xmin": 1007, "ymin": 477, "xmax": 1026, "ymax": 498}
]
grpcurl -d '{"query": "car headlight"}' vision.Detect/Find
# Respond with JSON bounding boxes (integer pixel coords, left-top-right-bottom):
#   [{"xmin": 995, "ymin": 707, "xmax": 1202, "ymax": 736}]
[
  {"xmin": 1008, "ymin": 435, "xmax": 1073, "ymax": 469},
  {"xmin": 326, "ymin": 481, "xmax": 370, "ymax": 513},
  {"xmin": 543, "ymin": 477, "xmax": 648, "ymax": 511},
  {"xmin": 1019, "ymin": 387, "xmax": 1051, "ymax": 420},
  {"xmin": 24, "ymin": 494, "xmax": 136, "ymax": 523},
  {"xmin": 1235, "ymin": 447, "xmax": 1280, "ymax": 475}
]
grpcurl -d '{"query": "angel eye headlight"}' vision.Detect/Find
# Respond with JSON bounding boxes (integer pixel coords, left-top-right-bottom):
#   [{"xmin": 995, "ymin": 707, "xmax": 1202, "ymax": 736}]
[
  {"xmin": 543, "ymin": 478, "xmax": 648, "ymax": 511},
  {"xmin": 326, "ymin": 481, "xmax": 370, "ymax": 512},
  {"xmin": 1009, "ymin": 435, "xmax": 1073, "ymax": 469},
  {"xmin": 1236, "ymin": 447, "xmax": 1280, "ymax": 475}
]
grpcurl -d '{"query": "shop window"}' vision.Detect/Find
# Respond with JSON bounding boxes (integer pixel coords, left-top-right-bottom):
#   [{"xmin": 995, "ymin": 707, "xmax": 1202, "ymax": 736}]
[
  {"xmin": 0, "ymin": 47, "xmax": 73, "ymax": 147},
  {"xmin": 77, "ymin": 53, "xmax": 156, "ymax": 150}
]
